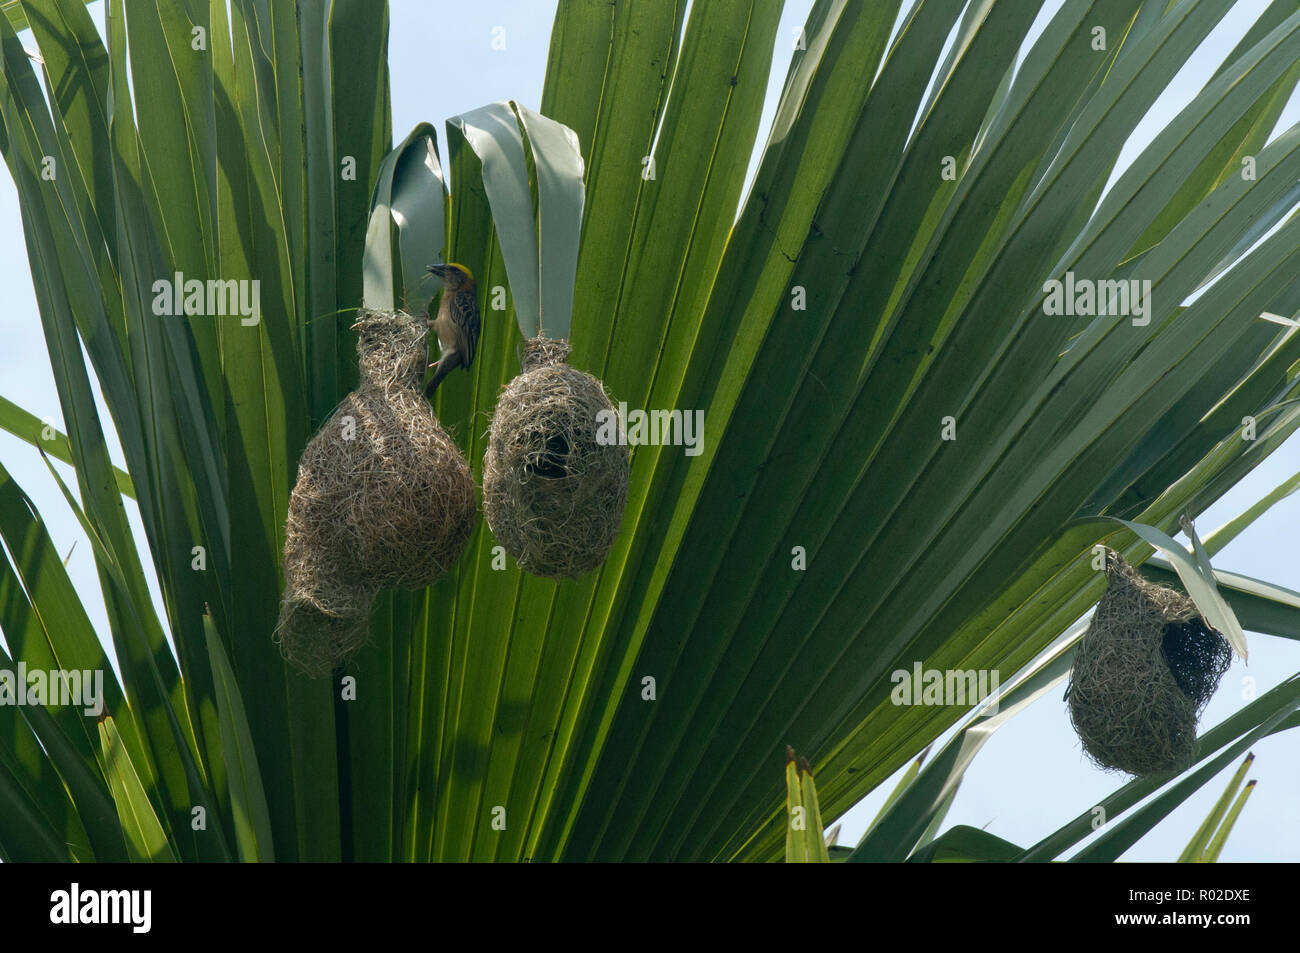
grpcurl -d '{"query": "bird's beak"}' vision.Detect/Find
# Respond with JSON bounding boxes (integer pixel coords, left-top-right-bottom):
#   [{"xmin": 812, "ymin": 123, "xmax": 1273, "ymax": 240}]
[{"xmin": 425, "ymin": 264, "xmax": 446, "ymax": 282}]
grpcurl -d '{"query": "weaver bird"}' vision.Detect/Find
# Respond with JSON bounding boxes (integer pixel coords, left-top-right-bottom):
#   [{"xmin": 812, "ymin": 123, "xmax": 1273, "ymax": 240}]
[{"xmin": 424, "ymin": 263, "xmax": 480, "ymax": 396}]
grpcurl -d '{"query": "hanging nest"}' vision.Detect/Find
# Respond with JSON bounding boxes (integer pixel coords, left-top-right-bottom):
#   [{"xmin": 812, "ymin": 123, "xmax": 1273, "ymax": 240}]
[
  {"xmin": 482, "ymin": 336, "xmax": 629, "ymax": 579},
  {"xmin": 1067, "ymin": 549, "xmax": 1232, "ymax": 777},
  {"xmin": 275, "ymin": 309, "xmax": 477, "ymax": 676}
]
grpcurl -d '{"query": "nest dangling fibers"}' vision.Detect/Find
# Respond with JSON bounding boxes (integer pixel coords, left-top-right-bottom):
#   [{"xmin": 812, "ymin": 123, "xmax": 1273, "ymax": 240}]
[
  {"xmin": 1067, "ymin": 549, "xmax": 1232, "ymax": 776},
  {"xmin": 275, "ymin": 309, "xmax": 477, "ymax": 676},
  {"xmin": 482, "ymin": 336, "xmax": 629, "ymax": 579}
]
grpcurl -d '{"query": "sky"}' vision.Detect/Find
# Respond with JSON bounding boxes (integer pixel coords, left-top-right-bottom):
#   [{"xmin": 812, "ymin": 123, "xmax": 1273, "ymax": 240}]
[{"xmin": 0, "ymin": 0, "xmax": 1296, "ymax": 862}]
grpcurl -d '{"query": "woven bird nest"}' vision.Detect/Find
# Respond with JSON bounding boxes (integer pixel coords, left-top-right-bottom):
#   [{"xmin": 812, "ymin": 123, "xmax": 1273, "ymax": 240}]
[
  {"xmin": 482, "ymin": 337, "xmax": 629, "ymax": 579},
  {"xmin": 1067, "ymin": 549, "xmax": 1231, "ymax": 777},
  {"xmin": 275, "ymin": 309, "xmax": 476, "ymax": 676}
]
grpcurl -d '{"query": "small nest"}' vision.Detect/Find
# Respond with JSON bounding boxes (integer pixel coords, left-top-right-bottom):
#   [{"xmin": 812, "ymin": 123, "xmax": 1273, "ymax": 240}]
[
  {"xmin": 482, "ymin": 336, "xmax": 629, "ymax": 579},
  {"xmin": 275, "ymin": 309, "xmax": 477, "ymax": 676},
  {"xmin": 1067, "ymin": 550, "xmax": 1231, "ymax": 776}
]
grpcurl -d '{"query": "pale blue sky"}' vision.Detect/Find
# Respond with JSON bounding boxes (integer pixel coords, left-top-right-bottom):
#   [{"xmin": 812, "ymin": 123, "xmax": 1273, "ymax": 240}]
[{"xmin": 0, "ymin": 0, "xmax": 1296, "ymax": 861}]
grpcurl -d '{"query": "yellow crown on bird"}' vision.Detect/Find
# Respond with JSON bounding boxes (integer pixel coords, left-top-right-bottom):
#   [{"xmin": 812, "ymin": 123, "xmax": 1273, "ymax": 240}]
[{"xmin": 427, "ymin": 262, "xmax": 474, "ymax": 286}]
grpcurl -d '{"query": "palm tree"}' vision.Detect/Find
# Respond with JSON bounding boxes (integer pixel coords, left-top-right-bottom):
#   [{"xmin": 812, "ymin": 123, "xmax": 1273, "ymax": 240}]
[{"xmin": 0, "ymin": 0, "xmax": 1297, "ymax": 862}]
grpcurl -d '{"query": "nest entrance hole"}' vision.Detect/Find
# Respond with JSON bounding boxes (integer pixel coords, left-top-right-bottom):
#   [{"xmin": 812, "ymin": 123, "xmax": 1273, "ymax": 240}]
[
  {"xmin": 1161, "ymin": 617, "xmax": 1231, "ymax": 706},
  {"xmin": 526, "ymin": 431, "xmax": 571, "ymax": 480}
]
